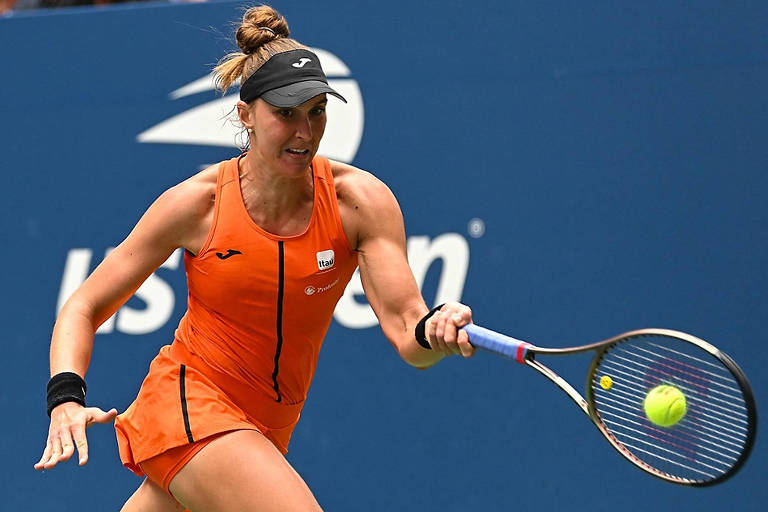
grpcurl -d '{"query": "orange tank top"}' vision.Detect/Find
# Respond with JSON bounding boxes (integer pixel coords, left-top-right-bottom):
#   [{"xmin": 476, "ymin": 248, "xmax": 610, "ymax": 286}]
[{"xmin": 175, "ymin": 155, "xmax": 358, "ymax": 406}]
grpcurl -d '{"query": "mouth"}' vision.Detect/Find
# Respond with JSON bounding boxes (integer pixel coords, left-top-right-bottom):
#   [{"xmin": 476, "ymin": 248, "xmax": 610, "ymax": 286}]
[{"xmin": 285, "ymin": 148, "xmax": 310, "ymax": 156}]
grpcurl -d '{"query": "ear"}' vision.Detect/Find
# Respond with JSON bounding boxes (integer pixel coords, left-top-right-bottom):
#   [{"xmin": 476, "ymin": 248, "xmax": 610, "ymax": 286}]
[{"xmin": 237, "ymin": 100, "xmax": 253, "ymax": 130}]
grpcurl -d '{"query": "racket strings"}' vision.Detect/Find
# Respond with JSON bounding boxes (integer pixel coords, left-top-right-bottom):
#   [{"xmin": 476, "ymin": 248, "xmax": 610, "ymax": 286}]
[
  {"xmin": 590, "ymin": 334, "xmax": 750, "ymax": 482},
  {"xmin": 597, "ymin": 396, "xmax": 740, "ymax": 461},
  {"xmin": 608, "ymin": 347, "xmax": 747, "ymax": 408},
  {"xmin": 603, "ymin": 428, "xmax": 724, "ymax": 477},
  {"xmin": 635, "ymin": 343, "xmax": 745, "ymax": 398},
  {"xmin": 596, "ymin": 379, "xmax": 746, "ymax": 451},
  {"xmin": 598, "ymin": 358, "xmax": 749, "ymax": 432},
  {"xmin": 600, "ymin": 346, "xmax": 749, "ymax": 423}
]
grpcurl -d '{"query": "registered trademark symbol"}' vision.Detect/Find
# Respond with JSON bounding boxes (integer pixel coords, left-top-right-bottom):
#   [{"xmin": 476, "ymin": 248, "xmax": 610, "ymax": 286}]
[{"xmin": 468, "ymin": 218, "xmax": 485, "ymax": 238}]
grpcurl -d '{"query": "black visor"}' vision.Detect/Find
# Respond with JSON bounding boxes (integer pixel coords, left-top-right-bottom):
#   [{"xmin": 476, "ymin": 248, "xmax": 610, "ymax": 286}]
[{"xmin": 239, "ymin": 49, "xmax": 347, "ymax": 107}]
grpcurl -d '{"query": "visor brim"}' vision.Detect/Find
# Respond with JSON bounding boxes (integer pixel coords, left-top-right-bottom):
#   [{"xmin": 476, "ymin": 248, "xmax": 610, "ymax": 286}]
[{"xmin": 260, "ymin": 80, "xmax": 347, "ymax": 108}]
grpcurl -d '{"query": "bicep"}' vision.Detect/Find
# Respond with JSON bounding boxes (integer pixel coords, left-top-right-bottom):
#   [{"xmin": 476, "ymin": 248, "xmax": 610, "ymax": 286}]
[
  {"xmin": 65, "ymin": 191, "xmax": 190, "ymax": 326},
  {"xmin": 356, "ymin": 192, "xmax": 425, "ymax": 347}
]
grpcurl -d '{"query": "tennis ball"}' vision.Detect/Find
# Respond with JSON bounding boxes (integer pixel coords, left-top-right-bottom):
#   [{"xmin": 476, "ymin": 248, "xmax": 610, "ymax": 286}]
[
  {"xmin": 644, "ymin": 385, "xmax": 687, "ymax": 427},
  {"xmin": 600, "ymin": 375, "xmax": 613, "ymax": 390}
]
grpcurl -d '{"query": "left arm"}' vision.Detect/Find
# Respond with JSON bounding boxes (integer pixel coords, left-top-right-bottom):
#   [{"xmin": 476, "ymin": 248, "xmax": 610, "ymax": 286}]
[{"xmin": 335, "ymin": 163, "xmax": 474, "ymax": 368}]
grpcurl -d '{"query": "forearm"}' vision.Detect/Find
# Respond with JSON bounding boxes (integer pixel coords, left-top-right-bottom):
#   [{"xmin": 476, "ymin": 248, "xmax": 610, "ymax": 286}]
[
  {"xmin": 388, "ymin": 300, "xmax": 476, "ymax": 368},
  {"xmin": 380, "ymin": 304, "xmax": 446, "ymax": 369},
  {"xmin": 37, "ymin": 298, "xmax": 118, "ymax": 472},
  {"xmin": 397, "ymin": 337, "xmax": 446, "ymax": 369},
  {"xmin": 49, "ymin": 298, "xmax": 98, "ymax": 377}
]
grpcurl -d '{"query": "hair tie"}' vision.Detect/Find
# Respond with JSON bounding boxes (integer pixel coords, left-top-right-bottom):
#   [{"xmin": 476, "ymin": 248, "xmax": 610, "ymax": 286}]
[{"xmin": 257, "ymin": 26, "xmax": 276, "ymax": 35}]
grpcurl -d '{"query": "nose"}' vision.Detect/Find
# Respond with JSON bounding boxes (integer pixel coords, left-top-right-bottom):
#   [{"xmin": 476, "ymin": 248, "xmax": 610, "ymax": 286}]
[{"xmin": 294, "ymin": 114, "xmax": 312, "ymax": 140}]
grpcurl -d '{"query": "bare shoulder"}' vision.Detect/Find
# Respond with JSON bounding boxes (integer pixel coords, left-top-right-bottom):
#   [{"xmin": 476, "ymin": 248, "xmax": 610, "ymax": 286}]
[
  {"xmin": 162, "ymin": 163, "xmax": 218, "ymax": 217},
  {"xmin": 137, "ymin": 162, "xmax": 220, "ymax": 254},
  {"xmin": 331, "ymin": 160, "xmax": 398, "ymax": 211},
  {"xmin": 330, "ymin": 160, "xmax": 404, "ymax": 249}
]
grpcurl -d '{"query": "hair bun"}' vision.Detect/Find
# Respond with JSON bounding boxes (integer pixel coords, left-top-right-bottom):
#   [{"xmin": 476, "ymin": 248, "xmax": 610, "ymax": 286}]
[{"xmin": 236, "ymin": 5, "xmax": 290, "ymax": 55}]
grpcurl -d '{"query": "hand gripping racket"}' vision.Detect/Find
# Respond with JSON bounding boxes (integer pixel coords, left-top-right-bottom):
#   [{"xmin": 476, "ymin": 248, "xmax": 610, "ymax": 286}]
[{"xmin": 459, "ymin": 325, "xmax": 757, "ymax": 486}]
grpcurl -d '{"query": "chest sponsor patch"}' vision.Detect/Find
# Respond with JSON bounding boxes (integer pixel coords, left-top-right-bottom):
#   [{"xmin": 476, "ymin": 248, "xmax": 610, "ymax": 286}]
[
  {"xmin": 316, "ymin": 249, "xmax": 335, "ymax": 271},
  {"xmin": 305, "ymin": 278, "xmax": 339, "ymax": 296}
]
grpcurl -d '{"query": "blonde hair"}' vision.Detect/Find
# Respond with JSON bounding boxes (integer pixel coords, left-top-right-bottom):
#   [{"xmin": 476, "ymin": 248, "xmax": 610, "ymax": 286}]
[{"xmin": 214, "ymin": 5, "xmax": 307, "ymax": 96}]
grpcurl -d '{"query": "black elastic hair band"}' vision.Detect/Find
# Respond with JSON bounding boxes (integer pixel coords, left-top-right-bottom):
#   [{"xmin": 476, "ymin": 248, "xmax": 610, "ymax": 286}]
[
  {"xmin": 414, "ymin": 304, "xmax": 446, "ymax": 349},
  {"xmin": 47, "ymin": 372, "xmax": 87, "ymax": 417}
]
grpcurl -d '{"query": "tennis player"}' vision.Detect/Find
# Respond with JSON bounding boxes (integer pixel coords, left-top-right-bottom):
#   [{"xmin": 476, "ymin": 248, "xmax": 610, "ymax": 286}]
[{"xmin": 35, "ymin": 5, "xmax": 474, "ymax": 511}]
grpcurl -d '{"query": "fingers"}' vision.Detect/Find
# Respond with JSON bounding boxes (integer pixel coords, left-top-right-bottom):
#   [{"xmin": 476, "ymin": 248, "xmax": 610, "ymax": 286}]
[
  {"xmin": 58, "ymin": 429, "xmax": 76, "ymax": 463},
  {"xmin": 425, "ymin": 303, "xmax": 475, "ymax": 358},
  {"xmin": 48, "ymin": 436, "xmax": 64, "ymax": 469},
  {"xmin": 426, "ymin": 312, "xmax": 442, "ymax": 351},
  {"xmin": 37, "ymin": 434, "xmax": 64, "ymax": 470},
  {"xmin": 71, "ymin": 423, "xmax": 89, "ymax": 466},
  {"xmin": 34, "ymin": 404, "xmax": 118, "ymax": 470},
  {"xmin": 34, "ymin": 439, "xmax": 53, "ymax": 470},
  {"xmin": 454, "ymin": 316, "xmax": 475, "ymax": 358},
  {"xmin": 34, "ymin": 426, "xmax": 80, "ymax": 470},
  {"xmin": 87, "ymin": 407, "xmax": 118, "ymax": 426}
]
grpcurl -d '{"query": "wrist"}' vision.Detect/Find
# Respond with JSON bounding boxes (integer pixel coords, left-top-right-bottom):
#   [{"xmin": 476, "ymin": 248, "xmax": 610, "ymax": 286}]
[
  {"xmin": 46, "ymin": 372, "xmax": 87, "ymax": 417},
  {"xmin": 414, "ymin": 304, "xmax": 445, "ymax": 349}
]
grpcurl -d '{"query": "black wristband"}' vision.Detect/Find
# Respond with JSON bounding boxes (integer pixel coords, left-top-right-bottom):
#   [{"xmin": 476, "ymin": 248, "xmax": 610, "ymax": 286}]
[
  {"xmin": 414, "ymin": 304, "xmax": 446, "ymax": 349},
  {"xmin": 47, "ymin": 372, "xmax": 87, "ymax": 417}
]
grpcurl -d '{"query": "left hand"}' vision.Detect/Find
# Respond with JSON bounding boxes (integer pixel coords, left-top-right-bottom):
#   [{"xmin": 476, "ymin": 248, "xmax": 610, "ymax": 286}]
[
  {"xmin": 425, "ymin": 302, "xmax": 475, "ymax": 358},
  {"xmin": 34, "ymin": 402, "xmax": 118, "ymax": 470}
]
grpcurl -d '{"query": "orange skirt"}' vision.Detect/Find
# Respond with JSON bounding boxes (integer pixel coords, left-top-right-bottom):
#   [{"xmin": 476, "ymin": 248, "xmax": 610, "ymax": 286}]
[{"xmin": 115, "ymin": 341, "xmax": 304, "ymax": 479}]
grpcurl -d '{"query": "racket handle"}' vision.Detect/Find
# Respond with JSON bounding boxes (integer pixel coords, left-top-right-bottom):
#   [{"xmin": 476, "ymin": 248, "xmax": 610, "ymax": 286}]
[{"xmin": 462, "ymin": 324, "xmax": 532, "ymax": 363}]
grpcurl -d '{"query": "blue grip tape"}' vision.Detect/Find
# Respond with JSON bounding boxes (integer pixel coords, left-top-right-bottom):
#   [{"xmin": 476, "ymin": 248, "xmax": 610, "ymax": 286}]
[{"xmin": 463, "ymin": 324, "xmax": 531, "ymax": 363}]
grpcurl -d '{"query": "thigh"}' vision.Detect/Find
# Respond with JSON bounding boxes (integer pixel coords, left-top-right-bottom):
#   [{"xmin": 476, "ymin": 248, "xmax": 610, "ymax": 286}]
[
  {"xmin": 121, "ymin": 478, "xmax": 186, "ymax": 512},
  {"xmin": 168, "ymin": 429, "xmax": 322, "ymax": 512}
]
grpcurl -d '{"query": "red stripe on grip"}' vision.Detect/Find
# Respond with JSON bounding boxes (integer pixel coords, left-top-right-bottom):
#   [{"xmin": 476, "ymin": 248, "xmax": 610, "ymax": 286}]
[{"xmin": 516, "ymin": 343, "xmax": 530, "ymax": 363}]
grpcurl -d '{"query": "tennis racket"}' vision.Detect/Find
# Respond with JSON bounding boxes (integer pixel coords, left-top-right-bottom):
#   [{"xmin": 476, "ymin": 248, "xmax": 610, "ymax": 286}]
[{"xmin": 457, "ymin": 325, "xmax": 757, "ymax": 486}]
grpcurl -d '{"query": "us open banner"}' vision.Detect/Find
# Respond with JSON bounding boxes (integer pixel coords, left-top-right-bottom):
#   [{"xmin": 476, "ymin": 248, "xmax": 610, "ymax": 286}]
[{"xmin": 1, "ymin": 1, "xmax": 766, "ymax": 510}]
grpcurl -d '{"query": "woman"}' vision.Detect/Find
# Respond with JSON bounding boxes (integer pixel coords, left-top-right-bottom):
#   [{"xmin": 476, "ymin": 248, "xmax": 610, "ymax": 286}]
[{"xmin": 35, "ymin": 5, "xmax": 474, "ymax": 511}]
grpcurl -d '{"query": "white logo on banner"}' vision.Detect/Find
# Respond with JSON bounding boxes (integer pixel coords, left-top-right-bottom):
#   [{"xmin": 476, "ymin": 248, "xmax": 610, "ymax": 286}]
[
  {"xmin": 136, "ymin": 48, "xmax": 364, "ymax": 163},
  {"xmin": 57, "ymin": 234, "xmax": 469, "ymax": 335}
]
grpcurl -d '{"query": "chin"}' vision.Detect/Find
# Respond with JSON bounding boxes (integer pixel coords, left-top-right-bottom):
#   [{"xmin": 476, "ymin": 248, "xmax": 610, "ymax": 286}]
[{"xmin": 281, "ymin": 160, "xmax": 312, "ymax": 176}]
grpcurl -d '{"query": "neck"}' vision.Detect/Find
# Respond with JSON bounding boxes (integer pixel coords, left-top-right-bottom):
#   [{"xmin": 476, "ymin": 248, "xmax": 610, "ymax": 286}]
[{"xmin": 238, "ymin": 152, "xmax": 315, "ymax": 233}]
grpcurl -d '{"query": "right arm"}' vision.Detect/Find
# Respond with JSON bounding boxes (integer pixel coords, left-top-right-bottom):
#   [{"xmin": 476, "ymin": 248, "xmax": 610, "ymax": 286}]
[{"xmin": 35, "ymin": 171, "xmax": 216, "ymax": 470}]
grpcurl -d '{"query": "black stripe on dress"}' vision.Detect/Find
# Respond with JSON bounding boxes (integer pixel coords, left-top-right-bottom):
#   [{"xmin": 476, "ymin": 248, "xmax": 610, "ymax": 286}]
[
  {"xmin": 272, "ymin": 241, "xmax": 285, "ymax": 403},
  {"xmin": 179, "ymin": 364, "xmax": 194, "ymax": 443}
]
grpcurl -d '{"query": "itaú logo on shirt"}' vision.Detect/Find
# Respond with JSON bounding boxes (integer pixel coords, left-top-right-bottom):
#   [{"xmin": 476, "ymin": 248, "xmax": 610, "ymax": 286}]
[
  {"xmin": 316, "ymin": 249, "xmax": 335, "ymax": 271},
  {"xmin": 135, "ymin": 48, "xmax": 364, "ymax": 164}
]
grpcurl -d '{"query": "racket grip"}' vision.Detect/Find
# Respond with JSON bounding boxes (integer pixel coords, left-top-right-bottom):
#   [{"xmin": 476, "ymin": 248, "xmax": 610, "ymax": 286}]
[{"xmin": 462, "ymin": 324, "xmax": 532, "ymax": 363}]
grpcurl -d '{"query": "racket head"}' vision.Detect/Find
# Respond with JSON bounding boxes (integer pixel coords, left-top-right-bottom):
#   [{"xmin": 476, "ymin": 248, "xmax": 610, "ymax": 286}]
[{"xmin": 585, "ymin": 329, "xmax": 757, "ymax": 486}]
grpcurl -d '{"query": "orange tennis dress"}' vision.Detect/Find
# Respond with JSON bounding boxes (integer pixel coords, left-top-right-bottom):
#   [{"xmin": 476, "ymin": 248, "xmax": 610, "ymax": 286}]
[{"xmin": 114, "ymin": 154, "xmax": 358, "ymax": 481}]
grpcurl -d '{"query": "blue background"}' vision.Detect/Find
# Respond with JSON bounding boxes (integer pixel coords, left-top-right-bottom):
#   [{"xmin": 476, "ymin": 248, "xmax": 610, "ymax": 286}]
[{"xmin": 1, "ymin": 1, "xmax": 766, "ymax": 510}]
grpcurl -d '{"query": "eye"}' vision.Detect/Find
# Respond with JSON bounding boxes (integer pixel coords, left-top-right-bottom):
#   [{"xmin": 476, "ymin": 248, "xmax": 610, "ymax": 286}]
[
  {"xmin": 277, "ymin": 108, "xmax": 293, "ymax": 118},
  {"xmin": 310, "ymin": 106, "xmax": 327, "ymax": 116}
]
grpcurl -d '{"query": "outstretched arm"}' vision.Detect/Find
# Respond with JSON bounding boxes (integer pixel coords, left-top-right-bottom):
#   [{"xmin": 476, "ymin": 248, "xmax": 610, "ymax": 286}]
[
  {"xmin": 35, "ymin": 174, "xmax": 215, "ymax": 470},
  {"xmin": 337, "ymin": 164, "xmax": 474, "ymax": 368}
]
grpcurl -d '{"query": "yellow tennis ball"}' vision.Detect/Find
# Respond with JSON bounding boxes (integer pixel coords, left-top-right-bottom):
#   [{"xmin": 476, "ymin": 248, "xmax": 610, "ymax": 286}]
[
  {"xmin": 600, "ymin": 375, "xmax": 613, "ymax": 390},
  {"xmin": 644, "ymin": 385, "xmax": 687, "ymax": 427}
]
